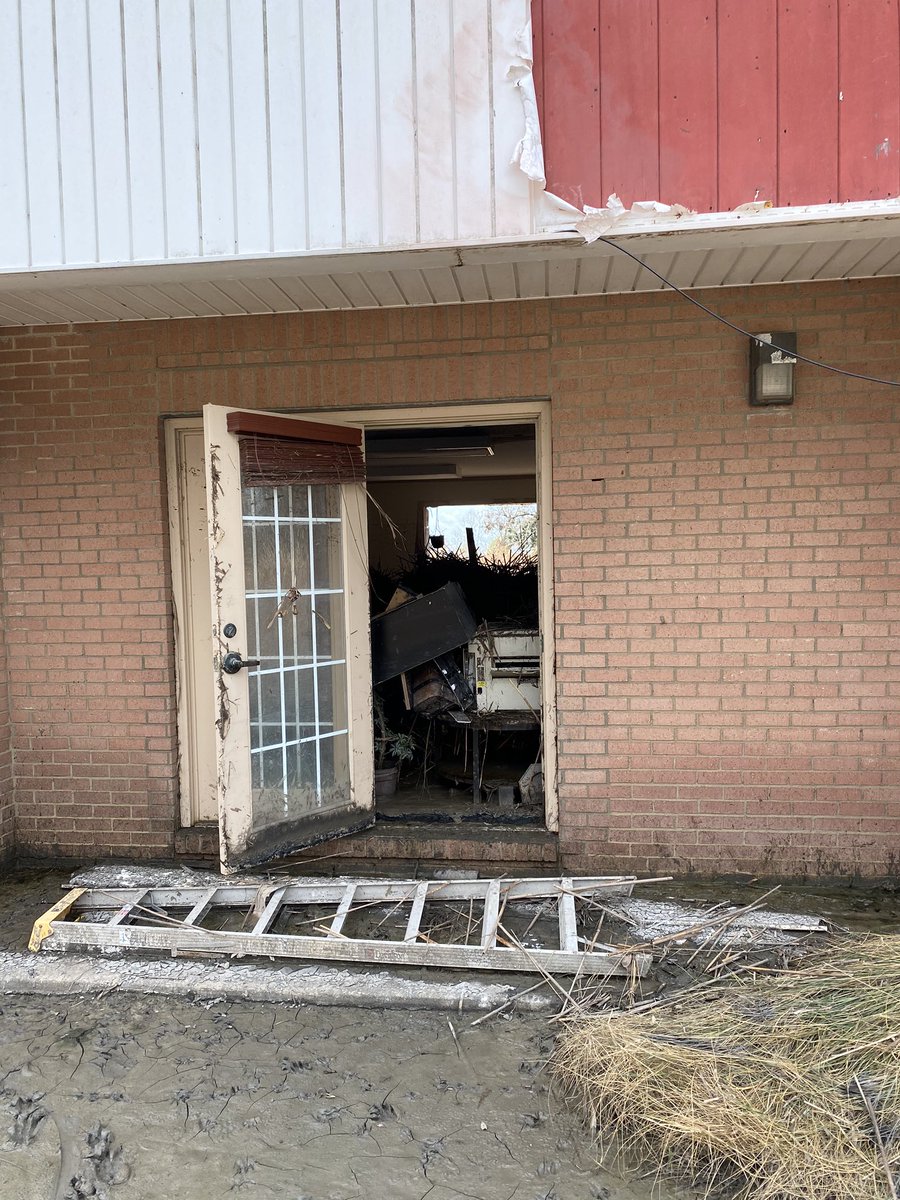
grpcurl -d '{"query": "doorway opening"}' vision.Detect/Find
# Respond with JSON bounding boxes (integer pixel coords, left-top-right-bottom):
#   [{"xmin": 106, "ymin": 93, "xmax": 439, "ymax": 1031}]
[
  {"xmin": 364, "ymin": 420, "xmax": 545, "ymax": 828},
  {"xmin": 166, "ymin": 400, "xmax": 556, "ymax": 868}
]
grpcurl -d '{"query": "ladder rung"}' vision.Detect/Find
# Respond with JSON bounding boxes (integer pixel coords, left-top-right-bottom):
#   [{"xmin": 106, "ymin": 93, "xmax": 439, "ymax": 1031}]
[
  {"xmin": 328, "ymin": 883, "xmax": 357, "ymax": 937},
  {"xmin": 404, "ymin": 882, "xmax": 430, "ymax": 944},
  {"xmin": 183, "ymin": 887, "xmax": 220, "ymax": 927},
  {"xmin": 481, "ymin": 880, "xmax": 502, "ymax": 949},
  {"xmin": 249, "ymin": 886, "xmax": 289, "ymax": 936},
  {"xmin": 558, "ymin": 880, "xmax": 579, "ymax": 953}
]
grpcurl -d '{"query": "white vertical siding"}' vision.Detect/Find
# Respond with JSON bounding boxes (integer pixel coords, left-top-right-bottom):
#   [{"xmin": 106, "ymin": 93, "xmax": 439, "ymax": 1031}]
[
  {"xmin": 123, "ymin": 1, "xmax": 167, "ymax": 261},
  {"xmin": 89, "ymin": 0, "xmax": 132, "ymax": 263},
  {"xmin": 231, "ymin": 0, "xmax": 271, "ymax": 254},
  {"xmin": 19, "ymin": 0, "xmax": 62, "ymax": 266},
  {"xmin": 375, "ymin": 0, "xmax": 418, "ymax": 245},
  {"xmin": 414, "ymin": 1, "xmax": 455, "ymax": 243},
  {"xmin": 0, "ymin": 4, "xmax": 30, "ymax": 266},
  {"xmin": 0, "ymin": 0, "xmax": 536, "ymax": 270},
  {"xmin": 158, "ymin": 0, "xmax": 202, "ymax": 258},
  {"xmin": 454, "ymin": 0, "xmax": 494, "ymax": 241},
  {"xmin": 266, "ymin": 0, "xmax": 307, "ymax": 252},
  {"xmin": 340, "ymin": 0, "xmax": 381, "ymax": 247},
  {"xmin": 194, "ymin": 0, "xmax": 236, "ymax": 256},
  {"xmin": 491, "ymin": 0, "xmax": 532, "ymax": 236},
  {"xmin": 56, "ymin": 2, "xmax": 97, "ymax": 265},
  {"xmin": 302, "ymin": 0, "xmax": 343, "ymax": 248}
]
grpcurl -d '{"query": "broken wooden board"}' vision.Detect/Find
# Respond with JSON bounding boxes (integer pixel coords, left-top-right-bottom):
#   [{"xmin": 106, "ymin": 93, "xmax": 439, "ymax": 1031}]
[{"xmin": 29, "ymin": 876, "xmax": 650, "ymax": 978}]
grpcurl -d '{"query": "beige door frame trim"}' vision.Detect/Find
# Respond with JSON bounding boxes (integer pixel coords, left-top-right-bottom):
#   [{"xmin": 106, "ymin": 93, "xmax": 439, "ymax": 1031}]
[{"xmin": 165, "ymin": 418, "xmax": 218, "ymax": 826}]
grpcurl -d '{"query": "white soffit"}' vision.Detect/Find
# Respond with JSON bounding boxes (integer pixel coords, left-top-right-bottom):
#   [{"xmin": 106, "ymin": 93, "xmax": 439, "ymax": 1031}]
[{"xmin": 0, "ymin": 203, "xmax": 899, "ymax": 327}]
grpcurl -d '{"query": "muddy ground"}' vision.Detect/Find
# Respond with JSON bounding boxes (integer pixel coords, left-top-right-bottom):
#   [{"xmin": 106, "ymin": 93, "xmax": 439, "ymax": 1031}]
[
  {"xmin": 0, "ymin": 990, "xmax": 673, "ymax": 1200},
  {"xmin": 1, "ymin": 866, "xmax": 897, "ymax": 1200}
]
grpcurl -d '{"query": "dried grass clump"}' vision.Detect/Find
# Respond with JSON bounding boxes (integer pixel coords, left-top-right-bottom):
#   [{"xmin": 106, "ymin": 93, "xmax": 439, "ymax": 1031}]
[{"xmin": 554, "ymin": 935, "xmax": 900, "ymax": 1200}]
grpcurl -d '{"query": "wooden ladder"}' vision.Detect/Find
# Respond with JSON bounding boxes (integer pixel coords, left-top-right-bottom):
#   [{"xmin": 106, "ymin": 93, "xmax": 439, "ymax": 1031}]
[{"xmin": 29, "ymin": 876, "xmax": 650, "ymax": 977}]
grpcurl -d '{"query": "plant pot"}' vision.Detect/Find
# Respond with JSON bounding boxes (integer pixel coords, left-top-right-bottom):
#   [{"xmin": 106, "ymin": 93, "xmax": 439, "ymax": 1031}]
[{"xmin": 374, "ymin": 765, "xmax": 400, "ymax": 798}]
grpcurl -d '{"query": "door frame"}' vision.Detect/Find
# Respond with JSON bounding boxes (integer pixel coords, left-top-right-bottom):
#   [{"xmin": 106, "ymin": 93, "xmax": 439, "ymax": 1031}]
[
  {"xmin": 166, "ymin": 397, "xmax": 558, "ymax": 835},
  {"xmin": 165, "ymin": 417, "xmax": 217, "ymax": 828}
]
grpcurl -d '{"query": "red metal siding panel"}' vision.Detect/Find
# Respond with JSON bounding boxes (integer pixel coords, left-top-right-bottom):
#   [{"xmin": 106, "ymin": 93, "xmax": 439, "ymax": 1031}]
[
  {"xmin": 717, "ymin": 0, "xmax": 778, "ymax": 209},
  {"xmin": 531, "ymin": 0, "xmax": 545, "ymax": 132},
  {"xmin": 657, "ymin": 0, "xmax": 719, "ymax": 209},
  {"xmin": 838, "ymin": 0, "xmax": 900, "ymax": 200},
  {"xmin": 533, "ymin": 0, "xmax": 900, "ymax": 213},
  {"xmin": 538, "ymin": 0, "xmax": 601, "ymax": 209},
  {"xmin": 777, "ymin": 0, "xmax": 840, "ymax": 205},
  {"xmin": 598, "ymin": 0, "xmax": 660, "ymax": 205}
]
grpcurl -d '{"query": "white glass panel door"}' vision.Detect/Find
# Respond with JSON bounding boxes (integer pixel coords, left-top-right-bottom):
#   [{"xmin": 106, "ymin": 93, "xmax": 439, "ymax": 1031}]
[{"xmin": 203, "ymin": 405, "xmax": 373, "ymax": 873}]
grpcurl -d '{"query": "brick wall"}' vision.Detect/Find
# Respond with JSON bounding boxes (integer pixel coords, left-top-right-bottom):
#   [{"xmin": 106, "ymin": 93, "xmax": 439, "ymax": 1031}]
[
  {"xmin": 0, "ymin": 603, "xmax": 13, "ymax": 862},
  {"xmin": 0, "ymin": 329, "xmax": 178, "ymax": 860},
  {"xmin": 0, "ymin": 281, "xmax": 897, "ymax": 876},
  {"xmin": 551, "ymin": 280, "xmax": 900, "ymax": 878}
]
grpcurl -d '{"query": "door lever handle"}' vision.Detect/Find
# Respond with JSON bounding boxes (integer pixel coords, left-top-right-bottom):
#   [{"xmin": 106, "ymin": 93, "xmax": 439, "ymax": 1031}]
[{"xmin": 222, "ymin": 652, "xmax": 261, "ymax": 675}]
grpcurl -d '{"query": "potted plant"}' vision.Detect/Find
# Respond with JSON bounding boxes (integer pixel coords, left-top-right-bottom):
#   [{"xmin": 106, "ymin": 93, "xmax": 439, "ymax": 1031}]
[{"xmin": 373, "ymin": 695, "xmax": 418, "ymax": 797}]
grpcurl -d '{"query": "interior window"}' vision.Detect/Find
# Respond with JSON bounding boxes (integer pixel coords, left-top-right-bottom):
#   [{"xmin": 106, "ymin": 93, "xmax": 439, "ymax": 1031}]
[{"xmin": 425, "ymin": 502, "xmax": 537, "ymax": 559}]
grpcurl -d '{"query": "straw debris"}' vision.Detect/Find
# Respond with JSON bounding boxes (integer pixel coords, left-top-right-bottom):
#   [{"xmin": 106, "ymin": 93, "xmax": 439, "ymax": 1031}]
[{"xmin": 553, "ymin": 934, "xmax": 900, "ymax": 1200}]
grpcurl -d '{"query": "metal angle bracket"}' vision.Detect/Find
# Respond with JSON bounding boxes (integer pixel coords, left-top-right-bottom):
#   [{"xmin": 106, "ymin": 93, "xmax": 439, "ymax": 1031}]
[{"xmin": 28, "ymin": 887, "xmax": 87, "ymax": 952}]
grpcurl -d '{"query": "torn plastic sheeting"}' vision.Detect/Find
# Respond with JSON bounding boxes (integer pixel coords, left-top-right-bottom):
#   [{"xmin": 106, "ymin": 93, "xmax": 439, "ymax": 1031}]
[
  {"xmin": 508, "ymin": 18, "xmax": 546, "ymax": 186},
  {"xmin": 576, "ymin": 193, "xmax": 694, "ymax": 243},
  {"xmin": 539, "ymin": 193, "xmax": 776, "ymax": 240}
]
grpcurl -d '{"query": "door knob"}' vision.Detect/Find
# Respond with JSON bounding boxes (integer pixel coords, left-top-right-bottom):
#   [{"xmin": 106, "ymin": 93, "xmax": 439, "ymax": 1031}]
[{"xmin": 222, "ymin": 651, "xmax": 261, "ymax": 675}]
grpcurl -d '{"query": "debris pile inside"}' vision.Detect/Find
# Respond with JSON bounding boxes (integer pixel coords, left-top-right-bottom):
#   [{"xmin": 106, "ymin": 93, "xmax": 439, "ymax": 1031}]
[
  {"xmin": 554, "ymin": 934, "xmax": 900, "ymax": 1200},
  {"xmin": 369, "ymin": 548, "xmax": 543, "ymax": 814}
]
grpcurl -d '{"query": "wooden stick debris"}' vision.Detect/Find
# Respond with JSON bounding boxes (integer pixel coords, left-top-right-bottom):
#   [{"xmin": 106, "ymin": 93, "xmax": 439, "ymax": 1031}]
[
  {"xmin": 852, "ymin": 1074, "xmax": 899, "ymax": 1200},
  {"xmin": 468, "ymin": 980, "xmax": 550, "ymax": 1027},
  {"xmin": 626, "ymin": 886, "xmax": 783, "ymax": 952}
]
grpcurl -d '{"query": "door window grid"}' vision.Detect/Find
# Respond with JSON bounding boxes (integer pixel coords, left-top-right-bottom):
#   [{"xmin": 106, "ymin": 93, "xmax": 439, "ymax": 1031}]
[
  {"xmin": 244, "ymin": 484, "xmax": 349, "ymax": 805},
  {"xmin": 244, "ymin": 588, "xmax": 342, "ymax": 599},
  {"xmin": 242, "ymin": 515, "xmax": 341, "ymax": 524},
  {"xmin": 250, "ymin": 660, "xmax": 346, "ymax": 678}
]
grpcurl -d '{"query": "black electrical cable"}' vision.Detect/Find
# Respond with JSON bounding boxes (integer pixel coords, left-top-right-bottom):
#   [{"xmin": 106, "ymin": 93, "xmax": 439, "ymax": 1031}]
[{"xmin": 596, "ymin": 235, "xmax": 900, "ymax": 388}]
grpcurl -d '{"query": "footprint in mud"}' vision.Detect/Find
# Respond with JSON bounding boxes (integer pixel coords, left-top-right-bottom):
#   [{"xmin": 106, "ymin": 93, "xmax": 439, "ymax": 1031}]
[
  {"xmin": 365, "ymin": 1099, "xmax": 397, "ymax": 1124},
  {"xmin": 230, "ymin": 1157, "xmax": 255, "ymax": 1190},
  {"xmin": 279, "ymin": 1057, "xmax": 312, "ymax": 1072},
  {"xmin": 56, "ymin": 1121, "xmax": 131, "ymax": 1200},
  {"xmin": 4, "ymin": 1091, "xmax": 49, "ymax": 1147}
]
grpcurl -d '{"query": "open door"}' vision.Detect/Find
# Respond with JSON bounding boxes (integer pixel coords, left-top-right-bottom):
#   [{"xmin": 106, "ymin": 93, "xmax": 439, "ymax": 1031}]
[{"xmin": 203, "ymin": 405, "xmax": 373, "ymax": 873}]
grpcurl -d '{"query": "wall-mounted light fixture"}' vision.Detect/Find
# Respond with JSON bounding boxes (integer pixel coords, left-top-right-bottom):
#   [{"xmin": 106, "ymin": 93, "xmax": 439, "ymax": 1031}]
[{"xmin": 749, "ymin": 333, "xmax": 797, "ymax": 405}]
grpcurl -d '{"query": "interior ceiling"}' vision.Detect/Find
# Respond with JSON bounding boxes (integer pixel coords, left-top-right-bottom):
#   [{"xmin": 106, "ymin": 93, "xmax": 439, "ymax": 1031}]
[{"xmin": 365, "ymin": 423, "xmax": 536, "ymax": 480}]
